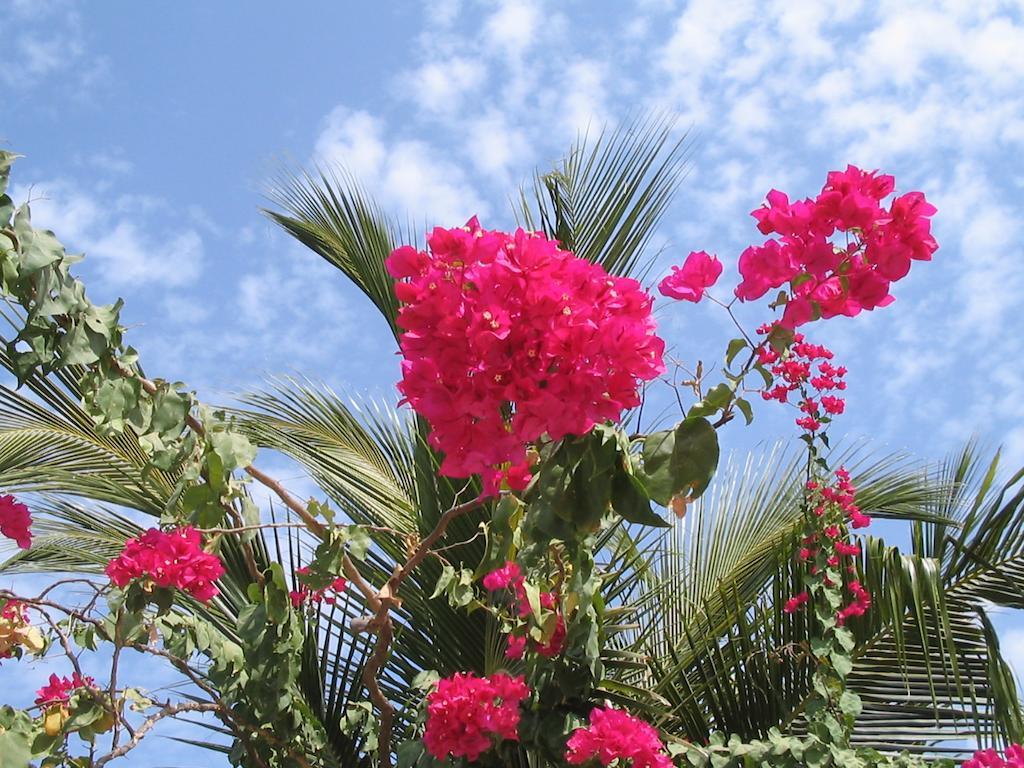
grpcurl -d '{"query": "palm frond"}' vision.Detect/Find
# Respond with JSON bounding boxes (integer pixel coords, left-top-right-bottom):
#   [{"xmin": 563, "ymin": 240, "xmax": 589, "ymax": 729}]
[
  {"xmin": 515, "ymin": 113, "xmax": 692, "ymax": 281},
  {"xmin": 265, "ymin": 168, "xmax": 402, "ymax": 337},
  {"xmin": 235, "ymin": 377, "xmax": 416, "ymax": 534}
]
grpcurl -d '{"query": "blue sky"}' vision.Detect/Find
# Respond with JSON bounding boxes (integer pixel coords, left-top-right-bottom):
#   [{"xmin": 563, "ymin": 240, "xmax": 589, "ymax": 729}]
[{"xmin": 2, "ymin": 0, "xmax": 1024, "ymax": 764}]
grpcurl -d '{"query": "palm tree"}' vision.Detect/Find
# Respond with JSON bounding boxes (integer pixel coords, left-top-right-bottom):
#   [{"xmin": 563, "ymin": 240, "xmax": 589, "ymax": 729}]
[{"xmin": 0, "ymin": 118, "xmax": 1021, "ymax": 765}]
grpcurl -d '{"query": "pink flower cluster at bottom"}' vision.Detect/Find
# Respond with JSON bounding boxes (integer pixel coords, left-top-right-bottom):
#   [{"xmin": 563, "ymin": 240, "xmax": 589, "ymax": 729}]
[
  {"xmin": 35, "ymin": 672, "xmax": 95, "ymax": 706},
  {"xmin": 565, "ymin": 705, "xmax": 673, "ymax": 768},
  {"xmin": 105, "ymin": 527, "xmax": 225, "ymax": 603},
  {"xmin": 422, "ymin": 672, "xmax": 530, "ymax": 762},
  {"xmin": 964, "ymin": 745, "xmax": 1024, "ymax": 768},
  {"xmin": 0, "ymin": 494, "xmax": 32, "ymax": 549}
]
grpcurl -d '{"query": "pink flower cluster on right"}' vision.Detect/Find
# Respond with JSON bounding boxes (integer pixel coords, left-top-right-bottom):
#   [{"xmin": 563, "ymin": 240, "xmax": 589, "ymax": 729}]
[
  {"xmin": 0, "ymin": 494, "xmax": 32, "ymax": 550},
  {"xmin": 422, "ymin": 671, "xmax": 530, "ymax": 761},
  {"xmin": 565, "ymin": 705, "xmax": 674, "ymax": 768},
  {"xmin": 964, "ymin": 745, "xmax": 1024, "ymax": 768},
  {"xmin": 736, "ymin": 166, "xmax": 937, "ymax": 327},
  {"xmin": 758, "ymin": 326, "xmax": 846, "ymax": 434},
  {"xmin": 387, "ymin": 218, "xmax": 665, "ymax": 494},
  {"xmin": 105, "ymin": 527, "xmax": 225, "ymax": 603},
  {"xmin": 35, "ymin": 672, "xmax": 95, "ymax": 706}
]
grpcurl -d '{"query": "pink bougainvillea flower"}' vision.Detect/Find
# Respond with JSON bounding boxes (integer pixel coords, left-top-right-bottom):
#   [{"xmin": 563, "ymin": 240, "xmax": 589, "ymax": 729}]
[
  {"xmin": 756, "ymin": 328, "xmax": 847, "ymax": 434},
  {"xmin": 735, "ymin": 239, "xmax": 799, "ymax": 301},
  {"xmin": 290, "ymin": 566, "xmax": 347, "ymax": 608},
  {"xmin": 388, "ymin": 219, "xmax": 665, "ymax": 491},
  {"xmin": 535, "ymin": 614, "xmax": 566, "ymax": 658},
  {"xmin": 565, "ymin": 705, "xmax": 673, "ymax": 768},
  {"xmin": 35, "ymin": 672, "xmax": 95, "ymax": 706},
  {"xmin": 105, "ymin": 527, "xmax": 225, "ymax": 603},
  {"xmin": 783, "ymin": 592, "xmax": 810, "ymax": 614},
  {"xmin": 834, "ymin": 540, "xmax": 861, "ymax": 557},
  {"xmin": 423, "ymin": 672, "xmax": 530, "ymax": 761},
  {"xmin": 504, "ymin": 634, "xmax": 527, "ymax": 660},
  {"xmin": 836, "ymin": 580, "xmax": 872, "ymax": 626},
  {"xmin": 963, "ymin": 744, "xmax": 1024, "ymax": 768},
  {"xmin": 658, "ymin": 250, "xmax": 723, "ymax": 303},
  {"xmin": 0, "ymin": 495, "xmax": 32, "ymax": 550},
  {"xmin": 732, "ymin": 166, "xmax": 935, "ymax": 328},
  {"xmin": 483, "ymin": 561, "xmax": 524, "ymax": 593}
]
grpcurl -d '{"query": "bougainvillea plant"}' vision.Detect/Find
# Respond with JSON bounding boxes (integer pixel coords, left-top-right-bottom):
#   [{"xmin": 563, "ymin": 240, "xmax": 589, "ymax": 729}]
[{"xmin": 0, "ymin": 140, "xmax": 1015, "ymax": 768}]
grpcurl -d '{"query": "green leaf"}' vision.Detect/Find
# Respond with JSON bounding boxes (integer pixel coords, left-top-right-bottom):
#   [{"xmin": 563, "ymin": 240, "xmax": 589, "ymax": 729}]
[
  {"xmin": 612, "ymin": 469, "xmax": 668, "ymax": 527},
  {"xmin": 0, "ymin": 706, "xmax": 37, "ymax": 764},
  {"xmin": 767, "ymin": 323, "xmax": 795, "ymax": 354},
  {"xmin": 839, "ymin": 690, "xmax": 862, "ymax": 718},
  {"xmin": 688, "ymin": 382, "xmax": 733, "ymax": 418},
  {"xmin": 725, "ymin": 337, "xmax": 748, "ymax": 368},
  {"xmin": 831, "ymin": 650, "xmax": 853, "ymax": 678},
  {"xmin": 734, "ymin": 397, "xmax": 754, "ymax": 425},
  {"xmin": 21, "ymin": 229, "xmax": 64, "ymax": 273},
  {"xmin": 151, "ymin": 387, "xmax": 190, "ymax": 439},
  {"xmin": 58, "ymin": 322, "xmax": 102, "ymax": 366},
  {"xmin": 210, "ymin": 430, "xmax": 257, "ymax": 472},
  {"xmin": 345, "ymin": 525, "xmax": 371, "ymax": 560},
  {"xmin": 396, "ymin": 740, "xmax": 425, "ymax": 768},
  {"xmin": 640, "ymin": 417, "xmax": 720, "ymax": 505},
  {"xmin": 430, "ymin": 565, "xmax": 456, "ymax": 600}
]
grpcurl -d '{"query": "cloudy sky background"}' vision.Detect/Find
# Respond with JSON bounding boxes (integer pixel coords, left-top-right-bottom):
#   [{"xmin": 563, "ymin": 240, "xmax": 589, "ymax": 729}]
[{"xmin": 2, "ymin": 0, "xmax": 1024, "ymax": 764}]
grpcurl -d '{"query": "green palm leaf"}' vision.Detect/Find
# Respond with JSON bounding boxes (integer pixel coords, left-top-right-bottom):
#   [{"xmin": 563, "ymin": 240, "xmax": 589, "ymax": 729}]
[{"xmin": 516, "ymin": 113, "xmax": 692, "ymax": 280}]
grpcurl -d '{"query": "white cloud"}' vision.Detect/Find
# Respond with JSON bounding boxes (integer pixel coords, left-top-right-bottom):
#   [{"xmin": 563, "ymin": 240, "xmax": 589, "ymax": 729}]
[
  {"xmin": 313, "ymin": 109, "xmax": 387, "ymax": 183},
  {"xmin": 0, "ymin": 0, "xmax": 101, "ymax": 92},
  {"xmin": 561, "ymin": 60, "xmax": 608, "ymax": 139},
  {"xmin": 402, "ymin": 56, "xmax": 486, "ymax": 113},
  {"xmin": 659, "ymin": 0, "xmax": 752, "ymax": 78},
  {"xmin": 464, "ymin": 108, "xmax": 530, "ymax": 179},
  {"xmin": 483, "ymin": 0, "xmax": 541, "ymax": 59},
  {"xmin": 423, "ymin": 0, "xmax": 463, "ymax": 28},
  {"xmin": 89, "ymin": 224, "xmax": 203, "ymax": 287},
  {"xmin": 314, "ymin": 106, "xmax": 488, "ymax": 223},
  {"xmin": 11, "ymin": 178, "xmax": 204, "ymax": 289}
]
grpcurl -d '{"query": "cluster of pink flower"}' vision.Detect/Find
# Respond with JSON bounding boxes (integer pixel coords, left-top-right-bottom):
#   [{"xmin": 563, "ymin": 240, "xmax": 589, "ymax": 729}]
[
  {"xmin": 34, "ymin": 672, "xmax": 95, "ymax": 706},
  {"xmin": 964, "ymin": 745, "xmax": 1024, "ymax": 768},
  {"xmin": 838, "ymin": 580, "xmax": 872, "ymax": 626},
  {"xmin": 483, "ymin": 561, "xmax": 565, "ymax": 659},
  {"xmin": 0, "ymin": 599, "xmax": 30, "ymax": 659},
  {"xmin": 105, "ymin": 527, "xmax": 225, "ymax": 603},
  {"xmin": 758, "ymin": 326, "xmax": 846, "ymax": 433},
  {"xmin": 565, "ymin": 705, "xmax": 674, "ymax": 768},
  {"xmin": 811, "ymin": 467, "xmax": 871, "ymax": 529},
  {"xmin": 387, "ymin": 218, "xmax": 665, "ymax": 494},
  {"xmin": 0, "ymin": 494, "xmax": 32, "ymax": 550},
  {"xmin": 736, "ymin": 165, "xmax": 937, "ymax": 328},
  {"xmin": 289, "ymin": 567, "xmax": 347, "ymax": 608},
  {"xmin": 785, "ymin": 469, "xmax": 872, "ymax": 625},
  {"xmin": 1, "ymin": 599, "xmax": 26, "ymax": 623},
  {"xmin": 422, "ymin": 671, "xmax": 530, "ymax": 761}
]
